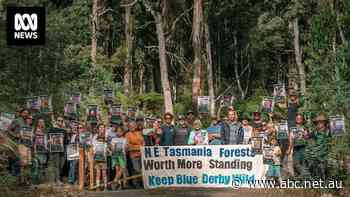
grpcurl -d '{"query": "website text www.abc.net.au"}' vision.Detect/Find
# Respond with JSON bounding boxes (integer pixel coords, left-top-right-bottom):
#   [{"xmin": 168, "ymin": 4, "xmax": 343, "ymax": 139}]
[{"xmin": 232, "ymin": 176, "xmax": 343, "ymax": 189}]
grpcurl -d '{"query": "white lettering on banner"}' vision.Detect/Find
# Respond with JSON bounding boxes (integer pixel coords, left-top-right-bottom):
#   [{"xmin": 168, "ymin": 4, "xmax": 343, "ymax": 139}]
[{"xmin": 141, "ymin": 145, "xmax": 268, "ymax": 189}]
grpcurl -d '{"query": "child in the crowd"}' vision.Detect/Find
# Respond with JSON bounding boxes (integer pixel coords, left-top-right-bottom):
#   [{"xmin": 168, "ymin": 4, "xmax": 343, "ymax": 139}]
[
  {"xmin": 266, "ymin": 139, "xmax": 282, "ymax": 183},
  {"xmin": 188, "ymin": 120, "xmax": 208, "ymax": 145},
  {"xmin": 110, "ymin": 127, "xmax": 128, "ymax": 189},
  {"xmin": 93, "ymin": 123, "xmax": 109, "ymax": 191},
  {"xmin": 241, "ymin": 115, "xmax": 253, "ymax": 144}
]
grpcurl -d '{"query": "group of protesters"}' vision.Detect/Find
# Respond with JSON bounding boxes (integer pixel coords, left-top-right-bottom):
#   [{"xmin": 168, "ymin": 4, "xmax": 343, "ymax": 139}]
[{"xmin": 3, "ymin": 91, "xmax": 334, "ymax": 190}]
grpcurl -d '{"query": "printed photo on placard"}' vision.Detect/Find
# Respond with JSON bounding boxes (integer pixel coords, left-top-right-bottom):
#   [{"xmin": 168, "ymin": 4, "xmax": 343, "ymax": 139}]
[
  {"xmin": 20, "ymin": 127, "xmax": 33, "ymax": 147},
  {"xmin": 290, "ymin": 127, "xmax": 307, "ymax": 147},
  {"xmin": 87, "ymin": 104, "xmax": 99, "ymax": 119},
  {"xmin": 220, "ymin": 96, "xmax": 232, "ymax": 107},
  {"xmin": 67, "ymin": 144, "xmax": 79, "ymax": 161},
  {"xmin": 64, "ymin": 101, "xmax": 77, "ymax": 117},
  {"xmin": 251, "ymin": 137, "xmax": 263, "ymax": 154},
  {"xmin": 261, "ymin": 97, "xmax": 274, "ymax": 113},
  {"xmin": 111, "ymin": 137, "xmax": 126, "ymax": 155},
  {"xmin": 198, "ymin": 96, "xmax": 210, "ymax": 114},
  {"xmin": 127, "ymin": 107, "xmax": 136, "ymax": 117},
  {"xmin": 110, "ymin": 104, "xmax": 122, "ymax": 116},
  {"xmin": 277, "ymin": 120, "xmax": 289, "ymax": 140},
  {"xmin": 26, "ymin": 96, "xmax": 40, "ymax": 114},
  {"xmin": 94, "ymin": 142, "xmax": 107, "ymax": 161},
  {"xmin": 104, "ymin": 89, "xmax": 114, "ymax": 104},
  {"xmin": 330, "ymin": 115, "xmax": 346, "ymax": 136},
  {"xmin": 263, "ymin": 145, "xmax": 273, "ymax": 164},
  {"xmin": 40, "ymin": 95, "xmax": 52, "ymax": 113},
  {"xmin": 70, "ymin": 92, "xmax": 81, "ymax": 105},
  {"xmin": 0, "ymin": 112, "xmax": 15, "ymax": 131},
  {"xmin": 49, "ymin": 133, "xmax": 64, "ymax": 152},
  {"xmin": 273, "ymin": 84, "xmax": 286, "ymax": 104},
  {"xmin": 34, "ymin": 135, "xmax": 47, "ymax": 153},
  {"xmin": 206, "ymin": 126, "xmax": 221, "ymax": 137},
  {"xmin": 79, "ymin": 132, "xmax": 92, "ymax": 145}
]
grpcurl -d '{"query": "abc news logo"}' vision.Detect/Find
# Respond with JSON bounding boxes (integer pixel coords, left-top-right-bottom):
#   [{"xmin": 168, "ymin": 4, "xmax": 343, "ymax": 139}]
[{"xmin": 7, "ymin": 7, "xmax": 45, "ymax": 45}]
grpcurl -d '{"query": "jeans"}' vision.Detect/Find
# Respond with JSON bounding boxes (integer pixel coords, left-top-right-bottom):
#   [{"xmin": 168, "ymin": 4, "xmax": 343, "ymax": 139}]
[{"xmin": 68, "ymin": 160, "xmax": 78, "ymax": 184}]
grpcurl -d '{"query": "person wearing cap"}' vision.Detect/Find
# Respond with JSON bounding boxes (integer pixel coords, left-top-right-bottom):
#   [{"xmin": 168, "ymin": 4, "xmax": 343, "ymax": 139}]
[
  {"xmin": 174, "ymin": 115, "xmax": 191, "ymax": 145},
  {"xmin": 186, "ymin": 111, "xmax": 195, "ymax": 126},
  {"xmin": 221, "ymin": 109, "xmax": 243, "ymax": 145},
  {"xmin": 305, "ymin": 112, "xmax": 331, "ymax": 179},
  {"xmin": 241, "ymin": 115, "xmax": 253, "ymax": 145},
  {"xmin": 160, "ymin": 113, "xmax": 175, "ymax": 146},
  {"xmin": 188, "ymin": 120, "xmax": 208, "ymax": 145}
]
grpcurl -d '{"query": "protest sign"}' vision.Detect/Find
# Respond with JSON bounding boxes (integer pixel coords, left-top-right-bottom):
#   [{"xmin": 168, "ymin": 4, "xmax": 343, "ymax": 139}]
[
  {"xmin": 26, "ymin": 96, "xmax": 41, "ymax": 114},
  {"xmin": 64, "ymin": 101, "xmax": 77, "ymax": 118},
  {"xmin": 79, "ymin": 132, "xmax": 91, "ymax": 145},
  {"xmin": 70, "ymin": 92, "xmax": 81, "ymax": 105},
  {"xmin": 262, "ymin": 145, "xmax": 273, "ymax": 164},
  {"xmin": 110, "ymin": 137, "xmax": 127, "ymax": 155},
  {"xmin": 198, "ymin": 96, "xmax": 210, "ymax": 114},
  {"xmin": 67, "ymin": 144, "xmax": 79, "ymax": 160},
  {"xmin": 277, "ymin": 120, "xmax": 289, "ymax": 140},
  {"xmin": 20, "ymin": 127, "xmax": 33, "ymax": 147},
  {"xmin": 220, "ymin": 96, "xmax": 232, "ymax": 107},
  {"xmin": 35, "ymin": 135, "xmax": 47, "ymax": 153},
  {"xmin": 261, "ymin": 97, "xmax": 274, "ymax": 113},
  {"xmin": 329, "ymin": 115, "xmax": 346, "ymax": 136},
  {"xmin": 94, "ymin": 142, "xmax": 107, "ymax": 161},
  {"xmin": 251, "ymin": 137, "xmax": 263, "ymax": 154},
  {"xmin": 103, "ymin": 89, "xmax": 114, "ymax": 104},
  {"xmin": 273, "ymin": 84, "xmax": 286, "ymax": 104},
  {"xmin": 0, "ymin": 112, "xmax": 15, "ymax": 130},
  {"xmin": 87, "ymin": 104, "xmax": 99, "ymax": 123},
  {"xmin": 141, "ymin": 145, "xmax": 265, "ymax": 189},
  {"xmin": 48, "ymin": 133, "xmax": 64, "ymax": 152},
  {"xmin": 39, "ymin": 95, "xmax": 52, "ymax": 113},
  {"xmin": 110, "ymin": 104, "xmax": 123, "ymax": 116}
]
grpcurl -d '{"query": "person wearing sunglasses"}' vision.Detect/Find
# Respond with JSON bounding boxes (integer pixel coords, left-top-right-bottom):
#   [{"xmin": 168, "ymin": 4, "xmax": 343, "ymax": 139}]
[{"xmin": 160, "ymin": 113, "xmax": 175, "ymax": 146}]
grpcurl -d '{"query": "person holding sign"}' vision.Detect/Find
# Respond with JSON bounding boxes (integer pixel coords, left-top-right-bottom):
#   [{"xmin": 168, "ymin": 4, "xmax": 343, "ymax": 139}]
[
  {"xmin": 266, "ymin": 139, "xmax": 282, "ymax": 182},
  {"xmin": 125, "ymin": 121, "xmax": 144, "ymax": 188},
  {"xmin": 32, "ymin": 118, "xmax": 48, "ymax": 184},
  {"xmin": 287, "ymin": 114, "xmax": 309, "ymax": 177},
  {"xmin": 92, "ymin": 123, "xmax": 109, "ymax": 191},
  {"xmin": 187, "ymin": 120, "xmax": 208, "ymax": 145},
  {"xmin": 68, "ymin": 122, "xmax": 80, "ymax": 184},
  {"xmin": 110, "ymin": 127, "xmax": 128, "ymax": 189}
]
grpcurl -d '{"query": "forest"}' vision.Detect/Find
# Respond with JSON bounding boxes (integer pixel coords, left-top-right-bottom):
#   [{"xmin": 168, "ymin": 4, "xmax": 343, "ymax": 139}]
[{"xmin": 0, "ymin": 0, "xmax": 350, "ymax": 189}]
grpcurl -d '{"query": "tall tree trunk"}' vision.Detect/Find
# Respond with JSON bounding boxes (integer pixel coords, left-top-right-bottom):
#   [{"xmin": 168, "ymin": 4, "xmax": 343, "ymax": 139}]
[
  {"xmin": 292, "ymin": 18, "xmax": 306, "ymax": 95},
  {"xmin": 204, "ymin": 22, "xmax": 215, "ymax": 116},
  {"xmin": 123, "ymin": 5, "xmax": 134, "ymax": 96},
  {"xmin": 91, "ymin": 0, "xmax": 98, "ymax": 65},
  {"xmin": 233, "ymin": 32, "xmax": 245, "ymax": 99},
  {"xmin": 155, "ymin": 14, "xmax": 174, "ymax": 114},
  {"xmin": 139, "ymin": 64, "xmax": 145, "ymax": 95},
  {"xmin": 192, "ymin": 0, "xmax": 203, "ymax": 112}
]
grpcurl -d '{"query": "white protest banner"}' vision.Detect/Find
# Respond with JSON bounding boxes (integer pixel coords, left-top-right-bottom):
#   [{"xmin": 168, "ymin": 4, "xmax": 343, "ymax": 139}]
[{"xmin": 141, "ymin": 145, "xmax": 266, "ymax": 189}]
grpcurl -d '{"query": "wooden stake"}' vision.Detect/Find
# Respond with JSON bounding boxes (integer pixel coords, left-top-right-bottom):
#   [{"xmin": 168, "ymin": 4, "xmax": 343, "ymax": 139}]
[
  {"xmin": 79, "ymin": 146, "xmax": 84, "ymax": 192},
  {"xmin": 89, "ymin": 146, "xmax": 94, "ymax": 190}
]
